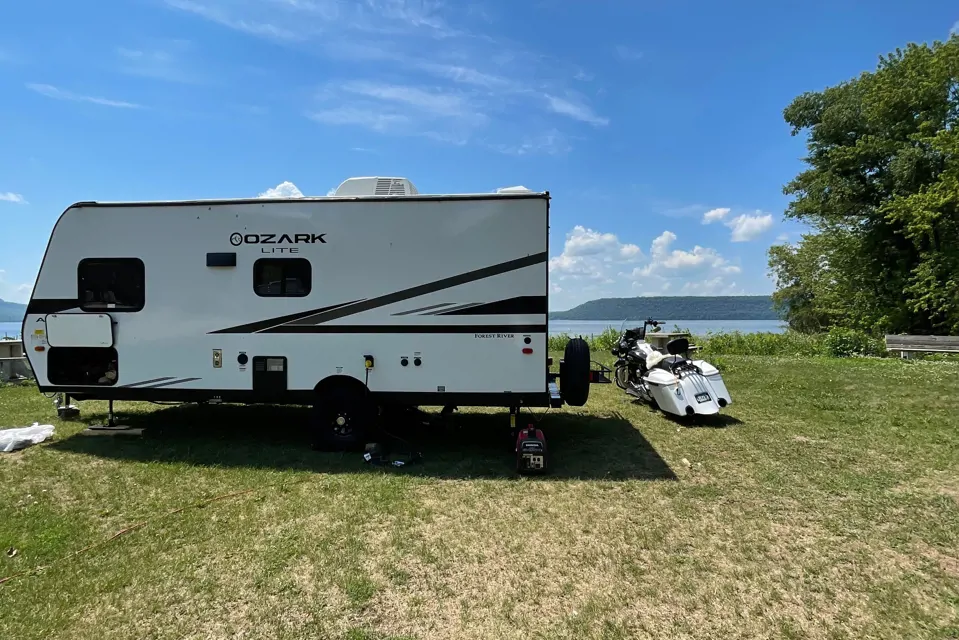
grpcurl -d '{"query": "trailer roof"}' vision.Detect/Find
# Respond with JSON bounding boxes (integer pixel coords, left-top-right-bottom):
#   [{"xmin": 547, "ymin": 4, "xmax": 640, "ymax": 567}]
[{"xmin": 68, "ymin": 191, "xmax": 550, "ymax": 209}]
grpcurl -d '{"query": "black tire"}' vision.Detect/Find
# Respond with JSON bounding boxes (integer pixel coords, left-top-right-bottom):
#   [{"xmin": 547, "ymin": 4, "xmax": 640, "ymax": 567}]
[
  {"xmin": 614, "ymin": 364, "xmax": 629, "ymax": 390},
  {"xmin": 311, "ymin": 383, "xmax": 374, "ymax": 451},
  {"xmin": 561, "ymin": 337, "xmax": 591, "ymax": 407}
]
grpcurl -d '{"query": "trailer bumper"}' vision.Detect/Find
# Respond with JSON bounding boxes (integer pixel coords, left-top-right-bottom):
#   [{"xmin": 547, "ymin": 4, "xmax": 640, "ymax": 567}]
[
  {"xmin": 589, "ymin": 363, "xmax": 612, "ymax": 384},
  {"xmin": 548, "ymin": 380, "xmax": 563, "ymax": 408}
]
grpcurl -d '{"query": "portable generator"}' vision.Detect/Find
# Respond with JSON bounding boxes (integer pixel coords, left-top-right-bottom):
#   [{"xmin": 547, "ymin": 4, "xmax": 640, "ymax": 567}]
[{"xmin": 515, "ymin": 425, "xmax": 548, "ymax": 474}]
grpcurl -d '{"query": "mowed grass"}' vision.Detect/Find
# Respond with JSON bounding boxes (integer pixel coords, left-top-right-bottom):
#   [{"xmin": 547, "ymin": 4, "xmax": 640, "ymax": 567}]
[{"xmin": 1, "ymin": 355, "xmax": 958, "ymax": 640}]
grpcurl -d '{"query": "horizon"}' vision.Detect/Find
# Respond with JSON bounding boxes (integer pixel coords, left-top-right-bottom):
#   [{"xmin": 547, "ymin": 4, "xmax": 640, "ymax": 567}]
[{"xmin": 2, "ymin": 1, "xmax": 957, "ymax": 310}]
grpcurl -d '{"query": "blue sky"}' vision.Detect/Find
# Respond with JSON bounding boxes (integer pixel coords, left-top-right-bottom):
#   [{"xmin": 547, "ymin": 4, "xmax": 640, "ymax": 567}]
[{"xmin": 1, "ymin": 1, "xmax": 957, "ymax": 311}]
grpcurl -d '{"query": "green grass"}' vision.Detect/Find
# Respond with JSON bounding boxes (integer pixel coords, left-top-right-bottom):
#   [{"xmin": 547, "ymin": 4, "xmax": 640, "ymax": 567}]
[{"xmin": 1, "ymin": 355, "xmax": 958, "ymax": 639}]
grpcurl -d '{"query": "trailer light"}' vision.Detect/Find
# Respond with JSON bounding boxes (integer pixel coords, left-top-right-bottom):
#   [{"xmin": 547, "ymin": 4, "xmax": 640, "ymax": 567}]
[
  {"xmin": 364, "ymin": 355, "xmax": 374, "ymax": 369},
  {"xmin": 522, "ymin": 347, "xmax": 533, "ymax": 354},
  {"xmin": 34, "ymin": 346, "xmax": 45, "ymax": 352}
]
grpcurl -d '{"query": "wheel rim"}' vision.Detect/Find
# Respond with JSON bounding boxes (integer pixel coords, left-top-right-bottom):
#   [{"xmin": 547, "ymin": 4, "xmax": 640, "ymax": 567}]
[{"xmin": 332, "ymin": 411, "xmax": 353, "ymax": 437}]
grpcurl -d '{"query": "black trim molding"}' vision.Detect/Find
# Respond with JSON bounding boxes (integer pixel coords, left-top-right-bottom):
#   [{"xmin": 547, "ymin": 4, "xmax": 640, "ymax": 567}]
[{"xmin": 39, "ymin": 387, "xmax": 554, "ymax": 408}]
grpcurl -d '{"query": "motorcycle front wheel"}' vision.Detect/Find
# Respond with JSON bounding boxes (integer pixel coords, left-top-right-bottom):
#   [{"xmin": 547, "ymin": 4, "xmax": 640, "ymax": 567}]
[{"xmin": 614, "ymin": 365, "xmax": 629, "ymax": 390}]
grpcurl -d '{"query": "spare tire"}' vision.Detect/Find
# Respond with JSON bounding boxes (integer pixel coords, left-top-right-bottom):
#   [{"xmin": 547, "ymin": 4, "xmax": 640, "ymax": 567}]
[{"xmin": 561, "ymin": 337, "xmax": 591, "ymax": 407}]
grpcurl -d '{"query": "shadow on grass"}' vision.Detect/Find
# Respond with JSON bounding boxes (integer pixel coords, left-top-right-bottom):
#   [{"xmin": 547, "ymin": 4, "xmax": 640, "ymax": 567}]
[
  {"xmin": 662, "ymin": 413, "xmax": 745, "ymax": 429},
  {"xmin": 50, "ymin": 403, "xmax": 676, "ymax": 481},
  {"xmin": 628, "ymin": 399, "xmax": 744, "ymax": 429}
]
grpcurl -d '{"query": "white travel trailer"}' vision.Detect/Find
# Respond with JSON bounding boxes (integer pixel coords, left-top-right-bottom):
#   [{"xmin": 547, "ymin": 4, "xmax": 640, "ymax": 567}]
[{"xmin": 23, "ymin": 177, "xmax": 608, "ymax": 449}]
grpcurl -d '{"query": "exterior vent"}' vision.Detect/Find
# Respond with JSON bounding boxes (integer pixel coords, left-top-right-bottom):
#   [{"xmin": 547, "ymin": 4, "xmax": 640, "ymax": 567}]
[{"xmin": 333, "ymin": 176, "xmax": 419, "ymax": 197}]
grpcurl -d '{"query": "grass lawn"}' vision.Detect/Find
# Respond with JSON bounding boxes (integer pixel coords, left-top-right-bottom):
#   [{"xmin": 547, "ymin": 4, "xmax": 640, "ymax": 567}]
[{"xmin": 1, "ymin": 355, "xmax": 958, "ymax": 639}]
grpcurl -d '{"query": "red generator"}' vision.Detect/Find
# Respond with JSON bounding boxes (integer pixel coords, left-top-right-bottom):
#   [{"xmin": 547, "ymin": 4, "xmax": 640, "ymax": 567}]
[{"xmin": 515, "ymin": 425, "xmax": 548, "ymax": 474}]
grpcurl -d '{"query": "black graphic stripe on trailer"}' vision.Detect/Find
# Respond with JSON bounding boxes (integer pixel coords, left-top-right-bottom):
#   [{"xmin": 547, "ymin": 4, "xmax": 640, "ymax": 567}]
[
  {"xmin": 284, "ymin": 252, "xmax": 548, "ymax": 326},
  {"xmin": 210, "ymin": 300, "xmax": 364, "ymax": 334},
  {"xmin": 391, "ymin": 302, "xmax": 456, "ymax": 316},
  {"xmin": 121, "ymin": 376, "xmax": 176, "ymax": 388},
  {"xmin": 434, "ymin": 296, "xmax": 546, "ymax": 316},
  {"xmin": 209, "ymin": 252, "xmax": 548, "ymax": 334},
  {"xmin": 261, "ymin": 324, "xmax": 547, "ymax": 334},
  {"xmin": 140, "ymin": 377, "xmax": 202, "ymax": 388},
  {"xmin": 25, "ymin": 298, "xmax": 80, "ymax": 315}
]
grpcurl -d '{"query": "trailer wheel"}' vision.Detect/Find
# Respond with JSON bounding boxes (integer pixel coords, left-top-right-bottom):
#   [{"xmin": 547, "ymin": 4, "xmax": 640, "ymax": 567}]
[
  {"xmin": 561, "ymin": 337, "xmax": 591, "ymax": 407},
  {"xmin": 311, "ymin": 381, "xmax": 374, "ymax": 451}
]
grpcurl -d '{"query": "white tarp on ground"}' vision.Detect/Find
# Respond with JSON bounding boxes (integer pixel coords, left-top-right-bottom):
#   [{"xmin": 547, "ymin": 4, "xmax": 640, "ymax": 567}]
[{"xmin": 0, "ymin": 423, "xmax": 55, "ymax": 453}]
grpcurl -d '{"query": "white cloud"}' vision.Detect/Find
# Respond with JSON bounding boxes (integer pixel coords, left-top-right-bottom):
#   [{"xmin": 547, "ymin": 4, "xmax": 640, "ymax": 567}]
[
  {"xmin": 951, "ymin": 20, "xmax": 959, "ymax": 35},
  {"xmin": 726, "ymin": 212, "xmax": 774, "ymax": 242},
  {"xmin": 488, "ymin": 130, "xmax": 572, "ymax": 156},
  {"xmin": 116, "ymin": 42, "xmax": 200, "ymax": 83},
  {"xmin": 311, "ymin": 80, "xmax": 487, "ymax": 142},
  {"xmin": 417, "ymin": 62, "xmax": 516, "ymax": 91},
  {"xmin": 163, "ymin": 0, "xmax": 607, "ymax": 149},
  {"xmin": 615, "ymin": 45, "xmax": 643, "ymax": 61},
  {"xmin": 563, "ymin": 226, "xmax": 643, "ymax": 259},
  {"xmin": 163, "ymin": 0, "xmax": 301, "ymax": 40},
  {"xmin": 338, "ymin": 81, "xmax": 483, "ymax": 122},
  {"xmin": 258, "ymin": 181, "xmax": 304, "ymax": 198},
  {"xmin": 307, "ymin": 107, "xmax": 412, "ymax": 132},
  {"xmin": 0, "ymin": 269, "xmax": 32, "ymax": 304},
  {"xmin": 549, "ymin": 226, "xmax": 644, "ymax": 282},
  {"xmin": 680, "ymin": 277, "xmax": 744, "ymax": 296},
  {"xmin": 0, "ymin": 192, "xmax": 27, "ymax": 204},
  {"xmin": 544, "ymin": 93, "xmax": 609, "ymax": 126},
  {"xmin": 547, "ymin": 227, "xmax": 744, "ymax": 308},
  {"xmin": 26, "ymin": 83, "xmax": 142, "ymax": 109},
  {"xmin": 634, "ymin": 230, "xmax": 740, "ymax": 277},
  {"xmin": 573, "ymin": 68, "xmax": 594, "ymax": 81},
  {"xmin": 700, "ymin": 205, "xmax": 776, "ymax": 241},
  {"xmin": 702, "ymin": 207, "xmax": 730, "ymax": 223}
]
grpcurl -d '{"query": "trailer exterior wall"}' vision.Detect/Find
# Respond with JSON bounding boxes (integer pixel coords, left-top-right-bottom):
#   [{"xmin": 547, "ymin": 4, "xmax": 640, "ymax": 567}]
[{"xmin": 24, "ymin": 193, "xmax": 550, "ymax": 406}]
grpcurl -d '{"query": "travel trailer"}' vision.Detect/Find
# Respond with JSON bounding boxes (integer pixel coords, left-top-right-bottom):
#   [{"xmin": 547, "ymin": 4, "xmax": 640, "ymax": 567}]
[{"xmin": 23, "ymin": 177, "xmax": 608, "ymax": 450}]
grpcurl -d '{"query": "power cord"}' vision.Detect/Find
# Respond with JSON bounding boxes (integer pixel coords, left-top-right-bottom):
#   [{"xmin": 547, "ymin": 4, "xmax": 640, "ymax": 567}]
[
  {"xmin": 523, "ymin": 405, "xmax": 550, "ymax": 423},
  {"xmin": 362, "ymin": 423, "xmax": 424, "ymax": 468}
]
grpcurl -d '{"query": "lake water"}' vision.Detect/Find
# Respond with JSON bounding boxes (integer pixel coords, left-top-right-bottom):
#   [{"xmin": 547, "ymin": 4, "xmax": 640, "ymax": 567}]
[
  {"xmin": 1, "ymin": 321, "xmax": 23, "ymax": 339},
  {"xmin": 0, "ymin": 319, "xmax": 786, "ymax": 341},
  {"xmin": 549, "ymin": 319, "xmax": 786, "ymax": 336}
]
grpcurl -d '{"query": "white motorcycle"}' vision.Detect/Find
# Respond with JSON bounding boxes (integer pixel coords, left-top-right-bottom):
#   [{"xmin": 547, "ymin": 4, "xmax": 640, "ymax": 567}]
[{"xmin": 611, "ymin": 319, "xmax": 732, "ymax": 417}]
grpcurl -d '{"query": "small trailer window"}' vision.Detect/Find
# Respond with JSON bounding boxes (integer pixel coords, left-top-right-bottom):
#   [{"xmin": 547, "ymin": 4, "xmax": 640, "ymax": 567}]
[
  {"xmin": 78, "ymin": 258, "xmax": 145, "ymax": 312},
  {"xmin": 254, "ymin": 258, "xmax": 312, "ymax": 297}
]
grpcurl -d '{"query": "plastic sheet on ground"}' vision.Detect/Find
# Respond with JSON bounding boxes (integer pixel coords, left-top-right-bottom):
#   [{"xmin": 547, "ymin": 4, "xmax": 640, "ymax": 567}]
[{"xmin": 0, "ymin": 423, "xmax": 55, "ymax": 453}]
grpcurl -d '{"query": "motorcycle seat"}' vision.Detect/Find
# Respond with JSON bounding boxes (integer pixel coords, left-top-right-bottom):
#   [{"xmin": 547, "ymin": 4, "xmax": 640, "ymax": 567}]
[{"xmin": 657, "ymin": 355, "xmax": 688, "ymax": 368}]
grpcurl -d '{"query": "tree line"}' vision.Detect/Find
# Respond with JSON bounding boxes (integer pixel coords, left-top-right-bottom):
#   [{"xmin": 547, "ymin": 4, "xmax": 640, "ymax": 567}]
[
  {"xmin": 549, "ymin": 296, "xmax": 777, "ymax": 321},
  {"xmin": 770, "ymin": 35, "xmax": 959, "ymax": 335}
]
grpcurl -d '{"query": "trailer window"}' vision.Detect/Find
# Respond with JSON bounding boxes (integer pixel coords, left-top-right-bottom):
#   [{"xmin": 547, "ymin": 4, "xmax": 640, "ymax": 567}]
[
  {"xmin": 254, "ymin": 258, "xmax": 311, "ymax": 297},
  {"xmin": 78, "ymin": 258, "xmax": 145, "ymax": 312}
]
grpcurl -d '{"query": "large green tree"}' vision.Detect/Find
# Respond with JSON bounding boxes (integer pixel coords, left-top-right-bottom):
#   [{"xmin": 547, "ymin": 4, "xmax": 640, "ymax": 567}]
[{"xmin": 770, "ymin": 36, "xmax": 959, "ymax": 334}]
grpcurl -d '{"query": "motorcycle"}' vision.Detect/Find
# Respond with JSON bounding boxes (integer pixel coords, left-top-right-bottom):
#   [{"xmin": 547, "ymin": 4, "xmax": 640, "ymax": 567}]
[{"xmin": 611, "ymin": 319, "xmax": 732, "ymax": 417}]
